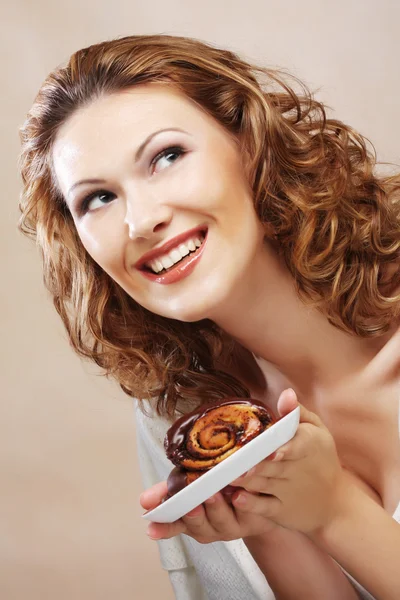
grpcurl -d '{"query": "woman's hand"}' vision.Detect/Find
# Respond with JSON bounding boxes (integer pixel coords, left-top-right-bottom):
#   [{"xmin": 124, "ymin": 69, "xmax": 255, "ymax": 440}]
[
  {"xmin": 140, "ymin": 387, "xmax": 351, "ymax": 542},
  {"xmin": 140, "ymin": 480, "xmax": 279, "ymax": 544},
  {"xmin": 230, "ymin": 388, "xmax": 351, "ymax": 536},
  {"xmin": 140, "ymin": 480, "xmax": 362, "ymax": 600}
]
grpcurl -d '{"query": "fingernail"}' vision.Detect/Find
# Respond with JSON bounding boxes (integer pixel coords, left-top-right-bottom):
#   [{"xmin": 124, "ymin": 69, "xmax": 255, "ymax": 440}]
[
  {"xmin": 234, "ymin": 493, "xmax": 246, "ymax": 505},
  {"xmin": 205, "ymin": 495, "xmax": 215, "ymax": 504},
  {"xmin": 272, "ymin": 452, "xmax": 284, "ymax": 461}
]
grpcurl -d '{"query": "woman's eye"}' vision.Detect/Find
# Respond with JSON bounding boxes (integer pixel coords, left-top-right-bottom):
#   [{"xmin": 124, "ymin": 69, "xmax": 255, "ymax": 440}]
[
  {"xmin": 79, "ymin": 191, "xmax": 115, "ymax": 214},
  {"xmin": 151, "ymin": 145, "xmax": 185, "ymax": 174},
  {"xmin": 76, "ymin": 146, "xmax": 184, "ymax": 215}
]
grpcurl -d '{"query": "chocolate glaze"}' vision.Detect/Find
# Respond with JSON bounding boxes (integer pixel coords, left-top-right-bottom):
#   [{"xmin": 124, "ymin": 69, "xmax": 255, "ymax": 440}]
[
  {"xmin": 166, "ymin": 467, "xmax": 204, "ymax": 496},
  {"xmin": 166, "ymin": 467, "xmax": 188, "ymax": 496},
  {"xmin": 164, "ymin": 397, "xmax": 275, "ymax": 468}
]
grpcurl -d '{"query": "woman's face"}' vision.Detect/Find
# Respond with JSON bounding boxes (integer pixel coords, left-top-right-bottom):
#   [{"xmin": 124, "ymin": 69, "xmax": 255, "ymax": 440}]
[{"xmin": 52, "ymin": 83, "xmax": 266, "ymax": 322}]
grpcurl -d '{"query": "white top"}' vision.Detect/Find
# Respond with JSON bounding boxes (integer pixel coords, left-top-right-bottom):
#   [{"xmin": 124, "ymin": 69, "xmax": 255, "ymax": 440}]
[{"xmin": 134, "ymin": 398, "xmax": 400, "ymax": 600}]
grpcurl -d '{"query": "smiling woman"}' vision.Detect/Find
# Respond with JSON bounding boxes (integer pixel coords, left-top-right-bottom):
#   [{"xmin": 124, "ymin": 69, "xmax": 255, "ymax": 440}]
[
  {"xmin": 18, "ymin": 34, "xmax": 400, "ymax": 600},
  {"xmin": 51, "ymin": 83, "xmax": 263, "ymax": 324}
]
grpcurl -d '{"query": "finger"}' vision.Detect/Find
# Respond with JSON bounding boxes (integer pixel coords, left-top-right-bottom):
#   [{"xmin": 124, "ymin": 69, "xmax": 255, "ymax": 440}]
[
  {"xmin": 147, "ymin": 518, "xmax": 187, "ymax": 540},
  {"xmin": 203, "ymin": 492, "xmax": 240, "ymax": 535},
  {"xmin": 140, "ymin": 481, "xmax": 168, "ymax": 510},
  {"xmin": 149, "ymin": 503, "xmax": 210, "ymax": 540},
  {"xmin": 232, "ymin": 489, "xmax": 281, "ymax": 519},
  {"xmin": 274, "ymin": 420, "xmax": 329, "ymax": 462},
  {"xmin": 230, "ymin": 456, "xmax": 286, "ymax": 486},
  {"xmin": 181, "ymin": 503, "xmax": 216, "ymax": 538},
  {"xmin": 235, "ymin": 475, "xmax": 285, "ymax": 496},
  {"xmin": 277, "ymin": 388, "xmax": 298, "ymax": 417},
  {"xmin": 277, "ymin": 389, "xmax": 324, "ymax": 428}
]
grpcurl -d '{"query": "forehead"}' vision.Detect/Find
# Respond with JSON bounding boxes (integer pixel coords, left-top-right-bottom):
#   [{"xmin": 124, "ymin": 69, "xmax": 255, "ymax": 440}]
[
  {"xmin": 52, "ymin": 83, "xmax": 230, "ymax": 194},
  {"xmin": 53, "ymin": 84, "xmax": 221, "ymax": 157},
  {"xmin": 70, "ymin": 84, "xmax": 209, "ymax": 132}
]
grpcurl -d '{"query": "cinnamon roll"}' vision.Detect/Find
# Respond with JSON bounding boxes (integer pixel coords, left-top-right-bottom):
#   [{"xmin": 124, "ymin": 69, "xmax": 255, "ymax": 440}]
[{"xmin": 164, "ymin": 397, "xmax": 275, "ymax": 499}]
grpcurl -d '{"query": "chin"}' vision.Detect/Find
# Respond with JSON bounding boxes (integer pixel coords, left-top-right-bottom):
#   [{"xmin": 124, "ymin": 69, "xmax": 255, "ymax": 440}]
[
  {"xmin": 163, "ymin": 287, "xmax": 233, "ymax": 324},
  {"xmin": 163, "ymin": 304, "xmax": 212, "ymax": 323}
]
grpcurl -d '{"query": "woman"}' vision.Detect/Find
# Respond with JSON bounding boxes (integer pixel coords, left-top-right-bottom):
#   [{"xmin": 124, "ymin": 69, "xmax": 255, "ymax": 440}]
[{"xmin": 18, "ymin": 34, "xmax": 400, "ymax": 599}]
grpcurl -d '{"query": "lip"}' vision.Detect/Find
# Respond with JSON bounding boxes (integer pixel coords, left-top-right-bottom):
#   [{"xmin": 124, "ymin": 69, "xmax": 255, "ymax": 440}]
[
  {"xmin": 134, "ymin": 225, "xmax": 208, "ymax": 270},
  {"xmin": 138, "ymin": 230, "xmax": 208, "ymax": 285}
]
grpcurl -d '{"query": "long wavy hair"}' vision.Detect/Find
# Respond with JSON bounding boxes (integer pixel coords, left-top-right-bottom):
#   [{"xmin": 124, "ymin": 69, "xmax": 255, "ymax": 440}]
[{"xmin": 18, "ymin": 34, "xmax": 400, "ymax": 419}]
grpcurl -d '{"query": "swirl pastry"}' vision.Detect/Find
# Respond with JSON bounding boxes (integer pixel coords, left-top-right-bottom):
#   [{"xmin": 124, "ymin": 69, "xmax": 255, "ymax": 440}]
[{"xmin": 164, "ymin": 397, "xmax": 275, "ymax": 498}]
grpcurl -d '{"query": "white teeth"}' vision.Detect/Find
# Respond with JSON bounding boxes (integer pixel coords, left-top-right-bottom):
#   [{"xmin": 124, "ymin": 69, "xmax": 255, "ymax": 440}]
[
  {"xmin": 154, "ymin": 259, "xmax": 164, "ymax": 272},
  {"xmin": 169, "ymin": 249, "xmax": 182, "ymax": 263},
  {"xmin": 178, "ymin": 244, "xmax": 190, "ymax": 257},
  {"xmin": 160, "ymin": 256, "xmax": 174, "ymax": 270},
  {"xmin": 146, "ymin": 233, "xmax": 205, "ymax": 274}
]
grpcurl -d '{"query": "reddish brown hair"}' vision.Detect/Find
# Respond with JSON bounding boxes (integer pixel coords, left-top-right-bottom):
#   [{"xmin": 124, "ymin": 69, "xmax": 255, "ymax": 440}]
[{"xmin": 18, "ymin": 34, "xmax": 400, "ymax": 419}]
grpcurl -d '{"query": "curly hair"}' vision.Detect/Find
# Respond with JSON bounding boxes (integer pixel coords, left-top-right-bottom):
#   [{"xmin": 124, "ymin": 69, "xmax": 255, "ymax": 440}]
[{"xmin": 18, "ymin": 34, "xmax": 400, "ymax": 419}]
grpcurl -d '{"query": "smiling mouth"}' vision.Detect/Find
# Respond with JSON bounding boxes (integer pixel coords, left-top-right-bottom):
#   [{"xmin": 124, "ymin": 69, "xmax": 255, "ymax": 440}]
[{"xmin": 141, "ymin": 231, "xmax": 207, "ymax": 275}]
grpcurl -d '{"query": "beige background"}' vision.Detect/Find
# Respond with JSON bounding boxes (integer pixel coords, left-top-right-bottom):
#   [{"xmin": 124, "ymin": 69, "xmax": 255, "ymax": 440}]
[{"xmin": 1, "ymin": 1, "xmax": 399, "ymax": 598}]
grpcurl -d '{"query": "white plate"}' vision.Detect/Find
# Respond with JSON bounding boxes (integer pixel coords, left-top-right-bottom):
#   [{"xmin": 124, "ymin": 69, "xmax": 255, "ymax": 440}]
[{"xmin": 142, "ymin": 406, "xmax": 300, "ymax": 523}]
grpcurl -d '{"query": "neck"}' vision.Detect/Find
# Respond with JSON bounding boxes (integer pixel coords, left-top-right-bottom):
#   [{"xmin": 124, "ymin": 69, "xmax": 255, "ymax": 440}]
[{"xmin": 210, "ymin": 243, "xmax": 389, "ymax": 398}]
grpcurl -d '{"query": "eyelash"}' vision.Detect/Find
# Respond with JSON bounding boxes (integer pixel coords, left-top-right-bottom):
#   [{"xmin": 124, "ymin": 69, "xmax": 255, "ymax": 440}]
[{"xmin": 77, "ymin": 145, "xmax": 186, "ymax": 215}]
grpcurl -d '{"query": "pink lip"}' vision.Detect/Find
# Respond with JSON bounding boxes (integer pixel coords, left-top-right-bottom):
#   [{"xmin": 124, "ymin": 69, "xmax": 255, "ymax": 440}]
[
  {"xmin": 134, "ymin": 225, "xmax": 208, "ymax": 270},
  {"xmin": 138, "ymin": 230, "xmax": 208, "ymax": 285}
]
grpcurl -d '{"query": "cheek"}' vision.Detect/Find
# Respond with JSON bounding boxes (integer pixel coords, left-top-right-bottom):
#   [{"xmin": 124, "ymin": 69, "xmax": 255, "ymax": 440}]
[
  {"xmin": 77, "ymin": 220, "xmax": 124, "ymax": 274},
  {"xmin": 176, "ymin": 151, "xmax": 242, "ymax": 212},
  {"xmin": 173, "ymin": 160, "xmax": 209, "ymax": 207},
  {"xmin": 208, "ymin": 152, "xmax": 251, "ymax": 208}
]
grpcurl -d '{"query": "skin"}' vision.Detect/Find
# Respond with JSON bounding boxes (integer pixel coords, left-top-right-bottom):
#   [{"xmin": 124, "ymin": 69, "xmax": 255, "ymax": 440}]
[
  {"xmin": 53, "ymin": 83, "xmax": 266, "ymax": 322},
  {"xmin": 53, "ymin": 83, "xmax": 400, "ymax": 598},
  {"xmin": 142, "ymin": 389, "xmax": 345, "ymax": 540}
]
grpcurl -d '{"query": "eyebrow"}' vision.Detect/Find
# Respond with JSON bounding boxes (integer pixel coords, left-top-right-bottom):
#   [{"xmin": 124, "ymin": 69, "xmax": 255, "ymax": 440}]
[{"xmin": 67, "ymin": 127, "xmax": 190, "ymax": 198}]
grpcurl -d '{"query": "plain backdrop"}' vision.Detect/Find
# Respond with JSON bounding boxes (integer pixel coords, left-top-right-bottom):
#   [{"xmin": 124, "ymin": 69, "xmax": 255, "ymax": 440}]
[{"xmin": 1, "ymin": 1, "xmax": 399, "ymax": 598}]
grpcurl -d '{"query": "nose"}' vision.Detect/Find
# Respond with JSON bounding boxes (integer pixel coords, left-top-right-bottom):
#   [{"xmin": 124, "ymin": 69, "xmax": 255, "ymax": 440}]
[{"xmin": 124, "ymin": 192, "xmax": 173, "ymax": 241}]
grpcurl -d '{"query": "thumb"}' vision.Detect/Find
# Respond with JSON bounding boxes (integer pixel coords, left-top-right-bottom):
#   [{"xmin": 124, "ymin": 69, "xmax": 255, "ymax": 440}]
[
  {"xmin": 277, "ymin": 388, "xmax": 298, "ymax": 418},
  {"xmin": 277, "ymin": 388, "xmax": 323, "ymax": 427},
  {"xmin": 140, "ymin": 480, "xmax": 169, "ymax": 510}
]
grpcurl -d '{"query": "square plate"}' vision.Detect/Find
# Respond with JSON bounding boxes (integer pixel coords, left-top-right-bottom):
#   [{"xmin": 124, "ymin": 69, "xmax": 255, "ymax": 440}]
[{"xmin": 142, "ymin": 406, "xmax": 300, "ymax": 523}]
